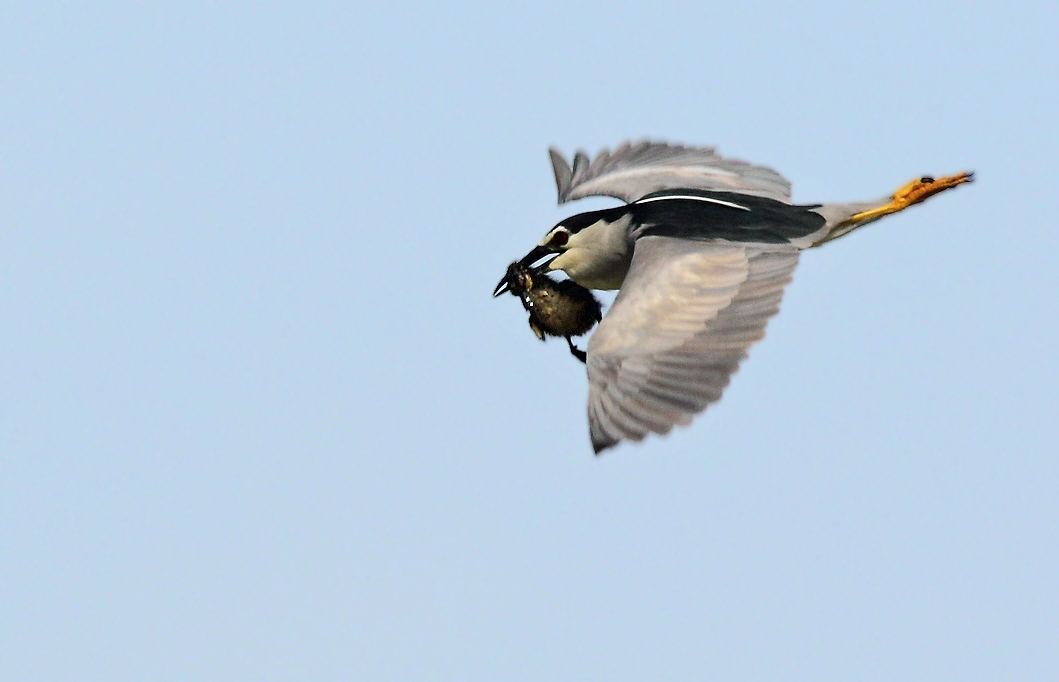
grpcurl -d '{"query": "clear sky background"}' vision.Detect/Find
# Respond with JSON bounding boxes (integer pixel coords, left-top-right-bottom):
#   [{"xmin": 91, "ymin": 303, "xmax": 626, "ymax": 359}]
[{"xmin": 2, "ymin": 2, "xmax": 1056, "ymax": 680}]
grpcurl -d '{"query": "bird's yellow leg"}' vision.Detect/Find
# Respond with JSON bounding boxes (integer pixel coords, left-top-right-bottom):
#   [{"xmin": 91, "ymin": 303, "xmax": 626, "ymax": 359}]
[{"xmin": 851, "ymin": 172, "xmax": 975, "ymax": 222}]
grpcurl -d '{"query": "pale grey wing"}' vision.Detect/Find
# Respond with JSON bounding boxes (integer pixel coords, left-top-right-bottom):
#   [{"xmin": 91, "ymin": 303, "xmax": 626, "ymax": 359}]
[
  {"xmin": 550, "ymin": 141, "xmax": 792, "ymax": 205},
  {"xmin": 586, "ymin": 237, "xmax": 800, "ymax": 453}
]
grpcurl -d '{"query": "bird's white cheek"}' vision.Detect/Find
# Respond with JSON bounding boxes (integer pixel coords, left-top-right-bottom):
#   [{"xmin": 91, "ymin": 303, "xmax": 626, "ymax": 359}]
[
  {"xmin": 550, "ymin": 249, "xmax": 627, "ymax": 290},
  {"xmin": 548, "ymin": 250, "xmax": 579, "ymax": 274}
]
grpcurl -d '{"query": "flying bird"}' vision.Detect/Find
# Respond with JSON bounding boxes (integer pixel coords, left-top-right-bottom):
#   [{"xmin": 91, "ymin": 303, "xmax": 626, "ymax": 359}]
[{"xmin": 495, "ymin": 141, "xmax": 973, "ymax": 453}]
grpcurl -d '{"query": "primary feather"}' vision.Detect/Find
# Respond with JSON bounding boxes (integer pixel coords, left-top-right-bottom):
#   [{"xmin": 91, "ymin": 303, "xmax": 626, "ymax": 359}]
[{"xmin": 586, "ymin": 238, "xmax": 799, "ymax": 452}]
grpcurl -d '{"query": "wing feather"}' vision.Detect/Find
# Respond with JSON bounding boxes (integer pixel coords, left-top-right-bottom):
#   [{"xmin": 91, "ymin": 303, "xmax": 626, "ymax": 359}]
[
  {"xmin": 586, "ymin": 237, "xmax": 799, "ymax": 452},
  {"xmin": 550, "ymin": 141, "xmax": 792, "ymax": 205}
]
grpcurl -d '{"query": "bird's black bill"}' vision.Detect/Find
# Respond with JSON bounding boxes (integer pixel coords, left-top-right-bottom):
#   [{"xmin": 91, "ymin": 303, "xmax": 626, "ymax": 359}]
[
  {"xmin": 518, "ymin": 245, "xmax": 555, "ymax": 269},
  {"xmin": 493, "ymin": 245, "xmax": 555, "ymax": 297}
]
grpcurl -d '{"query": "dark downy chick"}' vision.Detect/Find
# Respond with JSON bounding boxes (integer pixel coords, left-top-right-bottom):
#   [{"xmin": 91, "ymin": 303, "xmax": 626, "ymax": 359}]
[{"xmin": 498, "ymin": 261, "xmax": 602, "ymax": 363}]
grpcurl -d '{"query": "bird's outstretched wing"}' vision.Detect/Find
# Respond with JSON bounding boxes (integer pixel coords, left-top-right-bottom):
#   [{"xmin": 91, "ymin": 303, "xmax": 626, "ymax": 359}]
[
  {"xmin": 586, "ymin": 237, "xmax": 799, "ymax": 452},
  {"xmin": 550, "ymin": 141, "xmax": 792, "ymax": 205}
]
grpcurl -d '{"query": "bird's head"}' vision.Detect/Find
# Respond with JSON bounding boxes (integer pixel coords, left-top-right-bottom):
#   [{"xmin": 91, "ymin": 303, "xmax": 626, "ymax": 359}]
[{"xmin": 495, "ymin": 206, "xmax": 633, "ymax": 295}]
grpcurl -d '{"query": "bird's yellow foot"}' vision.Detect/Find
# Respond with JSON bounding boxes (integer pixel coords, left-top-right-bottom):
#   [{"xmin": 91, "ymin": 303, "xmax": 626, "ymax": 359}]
[{"xmin": 851, "ymin": 171, "xmax": 974, "ymax": 222}]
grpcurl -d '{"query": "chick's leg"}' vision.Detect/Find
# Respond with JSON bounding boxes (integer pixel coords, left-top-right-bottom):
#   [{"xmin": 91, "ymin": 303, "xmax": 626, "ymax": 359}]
[{"xmin": 566, "ymin": 337, "xmax": 587, "ymax": 364}]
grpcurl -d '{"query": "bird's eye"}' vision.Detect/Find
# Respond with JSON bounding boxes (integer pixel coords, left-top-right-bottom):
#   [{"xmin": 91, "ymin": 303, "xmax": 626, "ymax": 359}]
[
  {"xmin": 920, "ymin": 176, "xmax": 935, "ymax": 183},
  {"xmin": 551, "ymin": 231, "xmax": 569, "ymax": 246}
]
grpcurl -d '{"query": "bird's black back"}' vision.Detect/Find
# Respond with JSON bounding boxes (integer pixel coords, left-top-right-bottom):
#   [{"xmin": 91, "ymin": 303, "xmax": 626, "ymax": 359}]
[
  {"xmin": 630, "ymin": 190, "xmax": 825, "ymax": 244},
  {"xmin": 559, "ymin": 189, "xmax": 825, "ymax": 245}
]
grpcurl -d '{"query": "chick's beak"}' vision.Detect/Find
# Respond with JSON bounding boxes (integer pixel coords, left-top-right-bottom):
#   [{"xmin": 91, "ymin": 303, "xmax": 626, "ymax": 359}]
[{"xmin": 493, "ymin": 245, "xmax": 555, "ymax": 297}]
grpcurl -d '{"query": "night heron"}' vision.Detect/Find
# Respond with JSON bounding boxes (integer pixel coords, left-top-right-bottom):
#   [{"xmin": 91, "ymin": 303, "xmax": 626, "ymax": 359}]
[{"xmin": 495, "ymin": 141, "xmax": 973, "ymax": 453}]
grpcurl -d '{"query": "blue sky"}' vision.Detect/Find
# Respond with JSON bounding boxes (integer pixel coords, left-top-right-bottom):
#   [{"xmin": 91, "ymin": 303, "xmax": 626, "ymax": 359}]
[{"xmin": 2, "ymin": 2, "xmax": 1057, "ymax": 680}]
